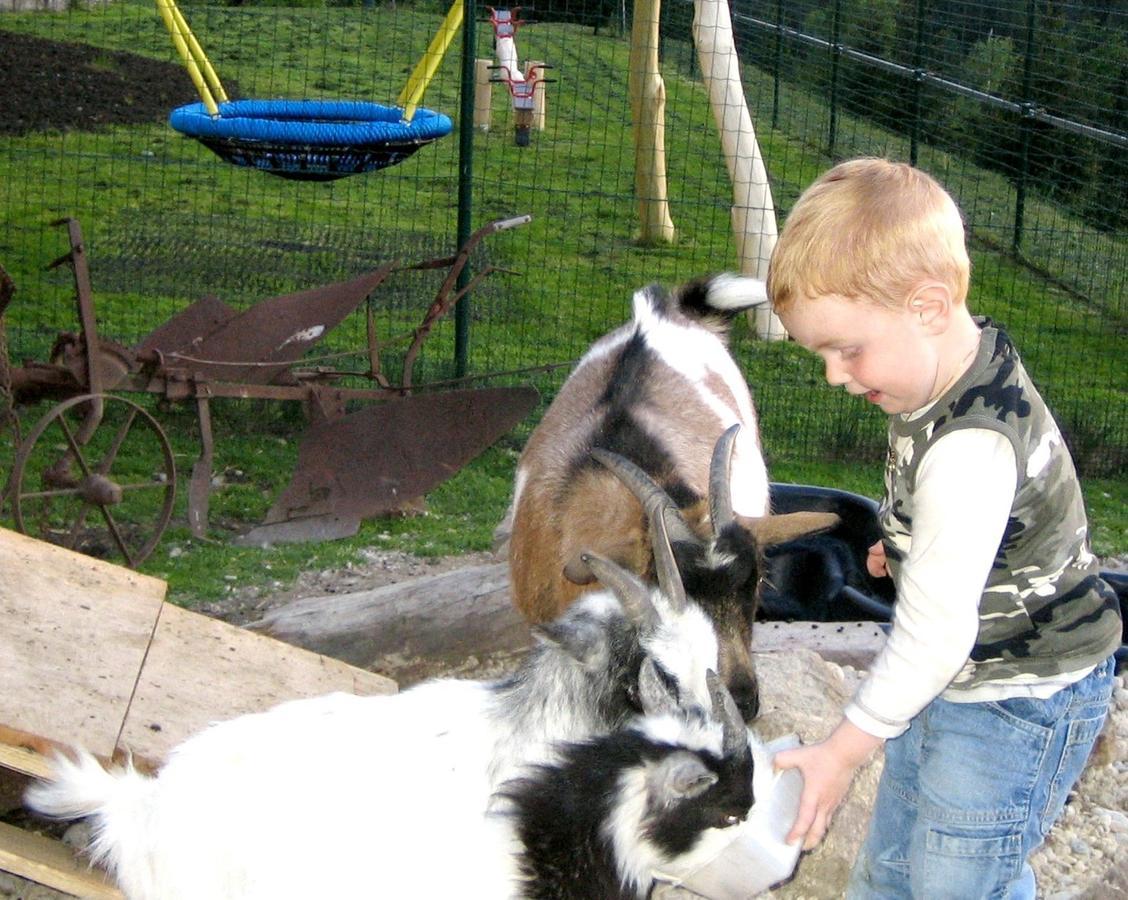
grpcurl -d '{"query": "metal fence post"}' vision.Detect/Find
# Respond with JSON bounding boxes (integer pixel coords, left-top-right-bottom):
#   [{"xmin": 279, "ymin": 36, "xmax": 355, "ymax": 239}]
[
  {"xmin": 455, "ymin": 0, "xmax": 477, "ymax": 377},
  {"xmin": 773, "ymin": 0, "xmax": 783, "ymax": 127},
  {"xmin": 828, "ymin": 0, "xmax": 841, "ymax": 157},
  {"xmin": 910, "ymin": 0, "xmax": 925, "ymax": 166},
  {"xmin": 1014, "ymin": 0, "xmax": 1037, "ymax": 254}
]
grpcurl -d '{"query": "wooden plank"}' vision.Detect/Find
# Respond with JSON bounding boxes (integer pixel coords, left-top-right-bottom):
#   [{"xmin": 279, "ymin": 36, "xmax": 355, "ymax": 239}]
[
  {"xmin": 0, "ymin": 820, "xmax": 122, "ymax": 899},
  {"xmin": 0, "ymin": 728, "xmax": 58, "ymax": 779},
  {"xmin": 0, "ymin": 528, "xmax": 166, "ymax": 762},
  {"xmin": 118, "ymin": 603, "xmax": 397, "ymax": 764}
]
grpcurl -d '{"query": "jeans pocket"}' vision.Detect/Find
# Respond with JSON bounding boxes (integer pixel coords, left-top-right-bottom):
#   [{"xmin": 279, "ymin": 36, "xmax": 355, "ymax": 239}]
[
  {"xmin": 921, "ymin": 828, "xmax": 1024, "ymax": 899},
  {"xmin": 1040, "ymin": 710, "xmax": 1108, "ymax": 835}
]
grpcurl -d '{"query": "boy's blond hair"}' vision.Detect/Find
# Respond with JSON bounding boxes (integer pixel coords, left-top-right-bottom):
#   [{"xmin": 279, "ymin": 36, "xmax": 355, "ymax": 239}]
[{"xmin": 767, "ymin": 158, "xmax": 971, "ymax": 313}]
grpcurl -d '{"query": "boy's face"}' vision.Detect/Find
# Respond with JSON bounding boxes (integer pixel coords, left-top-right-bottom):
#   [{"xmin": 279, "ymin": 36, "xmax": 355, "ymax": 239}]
[{"xmin": 778, "ymin": 294, "xmax": 943, "ymax": 416}]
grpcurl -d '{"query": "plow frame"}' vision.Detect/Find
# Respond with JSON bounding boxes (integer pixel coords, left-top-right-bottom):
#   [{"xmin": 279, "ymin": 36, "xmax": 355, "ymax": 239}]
[{"xmin": 1, "ymin": 214, "xmax": 536, "ymax": 565}]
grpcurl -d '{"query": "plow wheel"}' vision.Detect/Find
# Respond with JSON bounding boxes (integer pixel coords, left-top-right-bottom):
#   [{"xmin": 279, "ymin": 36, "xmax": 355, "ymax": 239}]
[{"xmin": 11, "ymin": 393, "xmax": 176, "ymax": 567}]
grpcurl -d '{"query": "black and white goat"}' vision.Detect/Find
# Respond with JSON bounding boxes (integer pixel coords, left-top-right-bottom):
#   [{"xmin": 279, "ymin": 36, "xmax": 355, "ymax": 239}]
[
  {"xmin": 502, "ymin": 274, "xmax": 837, "ymax": 719},
  {"xmin": 501, "ymin": 671, "xmax": 756, "ymax": 899},
  {"xmin": 26, "ymin": 664, "xmax": 756, "ymax": 900}
]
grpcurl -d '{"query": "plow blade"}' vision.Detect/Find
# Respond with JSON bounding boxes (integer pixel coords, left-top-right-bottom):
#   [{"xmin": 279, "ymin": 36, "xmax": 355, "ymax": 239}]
[
  {"xmin": 239, "ymin": 386, "xmax": 539, "ymax": 545},
  {"xmin": 139, "ymin": 266, "xmax": 396, "ymax": 384}
]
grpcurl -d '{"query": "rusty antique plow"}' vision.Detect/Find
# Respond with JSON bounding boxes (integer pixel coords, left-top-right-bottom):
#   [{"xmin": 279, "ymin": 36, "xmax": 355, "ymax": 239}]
[{"xmin": 0, "ymin": 216, "xmax": 538, "ymax": 566}]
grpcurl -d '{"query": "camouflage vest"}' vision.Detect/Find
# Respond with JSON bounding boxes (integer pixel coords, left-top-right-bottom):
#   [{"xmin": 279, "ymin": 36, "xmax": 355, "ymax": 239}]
[{"xmin": 880, "ymin": 321, "xmax": 1121, "ymax": 690}]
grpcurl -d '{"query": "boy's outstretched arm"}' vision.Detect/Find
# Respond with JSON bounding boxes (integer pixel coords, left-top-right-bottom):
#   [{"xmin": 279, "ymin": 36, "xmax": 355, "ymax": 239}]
[{"xmin": 774, "ymin": 719, "xmax": 883, "ymax": 850}]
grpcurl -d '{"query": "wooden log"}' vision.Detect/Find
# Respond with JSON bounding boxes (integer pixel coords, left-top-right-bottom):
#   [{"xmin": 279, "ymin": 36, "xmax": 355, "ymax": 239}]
[
  {"xmin": 527, "ymin": 59, "xmax": 547, "ymax": 130},
  {"xmin": 750, "ymin": 620, "xmax": 887, "ymax": 670},
  {"xmin": 249, "ymin": 562, "xmax": 534, "ymax": 684},
  {"xmin": 692, "ymin": 0, "xmax": 786, "ymax": 340},
  {"xmin": 474, "ymin": 57, "xmax": 493, "ymax": 130},
  {"xmin": 248, "ymin": 562, "xmax": 886, "ymax": 679},
  {"xmin": 629, "ymin": 0, "xmax": 675, "ymax": 244}
]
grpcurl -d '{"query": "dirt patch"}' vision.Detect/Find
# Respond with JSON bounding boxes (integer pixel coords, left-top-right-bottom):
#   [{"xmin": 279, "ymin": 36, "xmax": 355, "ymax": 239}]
[{"xmin": 0, "ymin": 30, "xmax": 212, "ymax": 135}]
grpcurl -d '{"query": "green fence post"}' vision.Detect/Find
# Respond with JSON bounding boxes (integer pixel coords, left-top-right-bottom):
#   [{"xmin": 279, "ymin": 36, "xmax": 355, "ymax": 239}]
[
  {"xmin": 910, "ymin": 0, "xmax": 925, "ymax": 166},
  {"xmin": 1014, "ymin": 0, "xmax": 1037, "ymax": 254},
  {"xmin": 455, "ymin": 0, "xmax": 477, "ymax": 378},
  {"xmin": 828, "ymin": 0, "xmax": 841, "ymax": 157},
  {"xmin": 772, "ymin": 0, "xmax": 783, "ymax": 127}
]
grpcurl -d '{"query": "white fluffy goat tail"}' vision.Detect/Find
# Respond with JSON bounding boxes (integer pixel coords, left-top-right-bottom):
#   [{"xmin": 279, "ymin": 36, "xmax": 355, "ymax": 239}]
[{"xmin": 25, "ymin": 750, "xmax": 159, "ymax": 895}]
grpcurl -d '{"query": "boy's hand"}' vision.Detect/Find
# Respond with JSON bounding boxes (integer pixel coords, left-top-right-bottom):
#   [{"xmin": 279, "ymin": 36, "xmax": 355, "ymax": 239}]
[
  {"xmin": 866, "ymin": 541, "xmax": 888, "ymax": 578},
  {"xmin": 773, "ymin": 720, "xmax": 883, "ymax": 850}
]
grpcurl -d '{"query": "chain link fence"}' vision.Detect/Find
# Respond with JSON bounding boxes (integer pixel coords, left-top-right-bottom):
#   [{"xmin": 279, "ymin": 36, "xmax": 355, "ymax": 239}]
[{"xmin": 0, "ymin": 0, "xmax": 1123, "ymax": 476}]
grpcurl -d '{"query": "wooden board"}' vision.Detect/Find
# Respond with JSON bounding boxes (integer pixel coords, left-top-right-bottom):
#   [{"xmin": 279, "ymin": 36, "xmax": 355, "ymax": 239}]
[
  {"xmin": 0, "ymin": 527, "xmax": 397, "ymax": 896},
  {"xmin": 0, "ymin": 528, "xmax": 166, "ymax": 765},
  {"xmin": 0, "ymin": 526, "xmax": 395, "ymax": 768},
  {"xmin": 0, "ymin": 820, "xmax": 122, "ymax": 899},
  {"xmin": 118, "ymin": 603, "xmax": 396, "ymax": 763}
]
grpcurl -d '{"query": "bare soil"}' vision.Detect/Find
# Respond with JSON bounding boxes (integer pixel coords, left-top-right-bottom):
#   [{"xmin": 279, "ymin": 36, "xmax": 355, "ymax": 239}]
[{"xmin": 0, "ymin": 30, "xmax": 205, "ymax": 136}]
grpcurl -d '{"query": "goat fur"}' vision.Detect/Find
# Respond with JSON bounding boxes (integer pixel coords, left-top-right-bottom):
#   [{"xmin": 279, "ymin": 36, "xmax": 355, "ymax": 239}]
[{"xmin": 503, "ymin": 274, "xmax": 772, "ymax": 624}]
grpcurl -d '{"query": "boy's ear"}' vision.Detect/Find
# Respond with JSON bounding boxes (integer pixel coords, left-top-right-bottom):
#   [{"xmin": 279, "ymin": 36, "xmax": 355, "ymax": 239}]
[{"xmin": 908, "ymin": 282, "xmax": 954, "ymax": 333}]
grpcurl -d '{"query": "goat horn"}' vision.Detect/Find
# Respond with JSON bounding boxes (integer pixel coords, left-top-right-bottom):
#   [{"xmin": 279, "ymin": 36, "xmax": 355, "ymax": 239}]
[
  {"xmin": 590, "ymin": 448, "xmax": 697, "ymax": 545},
  {"xmin": 707, "ymin": 669, "xmax": 747, "ymax": 758},
  {"xmin": 708, "ymin": 424, "xmax": 740, "ymax": 536},
  {"xmin": 649, "ymin": 504, "xmax": 688, "ymax": 612},
  {"xmin": 579, "ymin": 552, "xmax": 659, "ymax": 629}
]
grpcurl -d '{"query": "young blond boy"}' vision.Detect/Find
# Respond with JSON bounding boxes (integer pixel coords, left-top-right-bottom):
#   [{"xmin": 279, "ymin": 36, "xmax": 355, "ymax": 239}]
[{"xmin": 768, "ymin": 158, "xmax": 1121, "ymax": 898}]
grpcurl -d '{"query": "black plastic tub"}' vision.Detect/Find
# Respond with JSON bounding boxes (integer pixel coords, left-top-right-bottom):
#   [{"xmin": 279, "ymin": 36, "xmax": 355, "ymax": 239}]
[{"xmin": 761, "ymin": 483, "xmax": 1127, "ymax": 670}]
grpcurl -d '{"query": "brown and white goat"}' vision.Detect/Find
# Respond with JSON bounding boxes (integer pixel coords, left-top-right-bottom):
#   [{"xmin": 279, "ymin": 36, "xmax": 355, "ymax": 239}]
[{"xmin": 501, "ymin": 275, "xmax": 837, "ymax": 720}]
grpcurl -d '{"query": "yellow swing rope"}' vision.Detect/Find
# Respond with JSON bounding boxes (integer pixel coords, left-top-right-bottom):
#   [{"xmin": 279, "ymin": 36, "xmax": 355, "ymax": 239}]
[
  {"xmin": 155, "ymin": 0, "xmax": 228, "ymax": 116},
  {"xmin": 156, "ymin": 0, "xmax": 460, "ymax": 124},
  {"xmin": 397, "ymin": 0, "xmax": 463, "ymax": 123}
]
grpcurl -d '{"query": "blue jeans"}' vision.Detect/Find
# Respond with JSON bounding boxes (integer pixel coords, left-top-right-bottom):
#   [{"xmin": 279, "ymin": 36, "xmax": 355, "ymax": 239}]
[{"xmin": 846, "ymin": 655, "xmax": 1116, "ymax": 900}]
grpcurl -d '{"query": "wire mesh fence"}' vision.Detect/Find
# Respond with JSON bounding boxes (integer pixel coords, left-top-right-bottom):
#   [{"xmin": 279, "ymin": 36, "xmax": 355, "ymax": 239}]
[{"xmin": 0, "ymin": 0, "xmax": 1123, "ymax": 478}]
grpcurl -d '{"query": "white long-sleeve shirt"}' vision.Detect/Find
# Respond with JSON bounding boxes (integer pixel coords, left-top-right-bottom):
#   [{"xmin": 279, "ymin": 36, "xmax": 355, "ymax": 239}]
[{"xmin": 845, "ymin": 428, "xmax": 1095, "ymax": 740}]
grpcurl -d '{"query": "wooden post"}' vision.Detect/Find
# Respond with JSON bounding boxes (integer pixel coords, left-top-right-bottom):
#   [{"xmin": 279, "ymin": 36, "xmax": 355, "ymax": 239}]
[
  {"xmin": 474, "ymin": 57, "xmax": 493, "ymax": 131},
  {"xmin": 629, "ymin": 0, "xmax": 676, "ymax": 245},
  {"xmin": 693, "ymin": 0, "xmax": 787, "ymax": 338},
  {"xmin": 527, "ymin": 59, "xmax": 547, "ymax": 130}
]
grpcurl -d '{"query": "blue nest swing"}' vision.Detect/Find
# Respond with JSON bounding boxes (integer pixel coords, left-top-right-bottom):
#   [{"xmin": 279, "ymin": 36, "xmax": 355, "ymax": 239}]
[
  {"xmin": 157, "ymin": 0, "xmax": 458, "ymax": 181},
  {"xmin": 169, "ymin": 100, "xmax": 453, "ymax": 182}
]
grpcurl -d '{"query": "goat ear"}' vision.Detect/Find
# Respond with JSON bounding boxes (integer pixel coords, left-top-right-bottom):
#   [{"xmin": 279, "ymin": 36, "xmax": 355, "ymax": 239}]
[
  {"xmin": 534, "ymin": 618, "xmax": 609, "ymax": 670},
  {"xmin": 649, "ymin": 752, "xmax": 718, "ymax": 804},
  {"xmin": 638, "ymin": 657, "xmax": 680, "ymax": 717},
  {"xmin": 738, "ymin": 511, "xmax": 840, "ymax": 549},
  {"xmin": 561, "ymin": 541, "xmax": 641, "ymax": 585},
  {"xmin": 562, "ymin": 553, "xmax": 598, "ymax": 585}
]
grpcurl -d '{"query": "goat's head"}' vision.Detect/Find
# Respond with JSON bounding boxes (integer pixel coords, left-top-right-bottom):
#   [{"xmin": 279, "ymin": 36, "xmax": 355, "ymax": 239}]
[
  {"xmin": 552, "ymin": 543, "xmax": 723, "ymax": 727},
  {"xmin": 599, "ymin": 669, "xmax": 755, "ymax": 893},
  {"xmin": 588, "ymin": 425, "xmax": 839, "ymax": 721},
  {"xmin": 501, "ymin": 667, "xmax": 755, "ymax": 898}
]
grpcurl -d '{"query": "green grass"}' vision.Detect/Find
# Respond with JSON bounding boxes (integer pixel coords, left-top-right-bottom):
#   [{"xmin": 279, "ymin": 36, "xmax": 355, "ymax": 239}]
[{"xmin": 0, "ymin": 1, "xmax": 1123, "ymax": 606}]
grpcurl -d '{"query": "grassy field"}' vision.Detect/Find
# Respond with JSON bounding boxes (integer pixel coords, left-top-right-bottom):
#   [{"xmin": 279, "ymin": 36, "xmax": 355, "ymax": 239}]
[{"xmin": 0, "ymin": 1, "xmax": 1123, "ymax": 605}]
